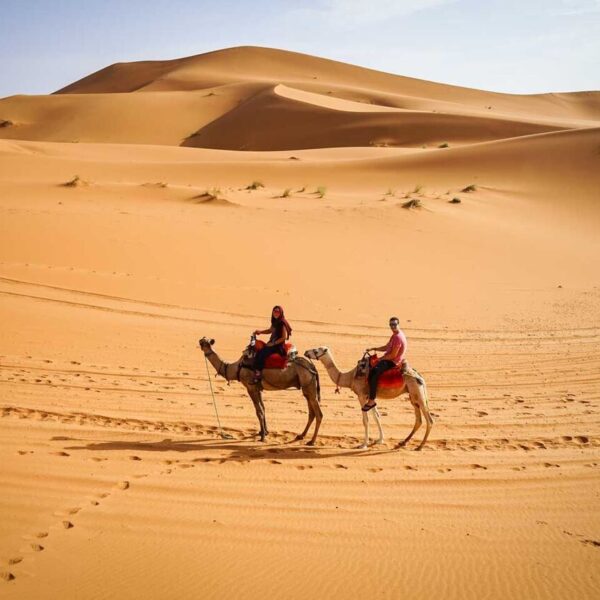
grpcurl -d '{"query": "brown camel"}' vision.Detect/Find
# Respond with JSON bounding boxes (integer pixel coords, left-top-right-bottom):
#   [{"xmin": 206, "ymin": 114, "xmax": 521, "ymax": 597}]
[
  {"xmin": 199, "ymin": 337, "xmax": 323, "ymax": 445},
  {"xmin": 304, "ymin": 347, "xmax": 433, "ymax": 450}
]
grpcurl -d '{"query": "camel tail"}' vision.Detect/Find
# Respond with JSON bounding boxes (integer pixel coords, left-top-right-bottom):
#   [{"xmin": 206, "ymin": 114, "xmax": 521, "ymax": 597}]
[{"xmin": 315, "ymin": 367, "xmax": 321, "ymax": 404}]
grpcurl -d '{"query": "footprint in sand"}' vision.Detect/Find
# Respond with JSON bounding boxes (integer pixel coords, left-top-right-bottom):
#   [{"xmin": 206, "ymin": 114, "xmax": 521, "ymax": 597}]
[
  {"xmin": 117, "ymin": 481, "xmax": 130, "ymax": 490},
  {"xmin": 470, "ymin": 464, "xmax": 488, "ymax": 470},
  {"xmin": 544, "ymin": 462, "xmax": 560, "ymax": 468},
  {"xmin": 50, "ymin": 451, "xmax": 70, "ymax": 457},
  {"xmin": 62, "ymin": 521, "xmax": 73, "ymax": 529},
  {"xmin": 268, "ymin": 459, "xmax": 282, "ymax": 465},
  {"xmin": 129, "ymin": 455, "xmax": 142, "ymax": 461},
  {"xmin": 575, "ymin": 436, "xmax": 589, "ymax": 444},
  {"xmin": 369, "ymin": 467, "xmax": 383, "ymax": 473},
  {"xmin": 35, "ymin": 532, "xmax": 48, "ymax": 539},
  {"xmin": 582, "ymin": 539, "xmax": 600, "ymax": 548},
  {"xmin": 90, "ymin": 500, "xmax": 99, "ymax": 506},
  {"xmin": 30, "ymin": 544, "xmax": 44, "ymax": 552},
  {"xmin": 68, "ymin": 507, "xmax": 81, "ymax": 515},
  {"xmin": 295, "ymin": 465, "xmax": 313, "ymax": 470},
  {"xmin": 7, "ymin": 557, "xmax": 22, "ymax": 565},
  {"xmin": 404, "ymin": 465, "xmax": 417, "ymax": 470},
  {"xmin": 1, "ymin": 571, "xmax": 15, "ymax": 582}
]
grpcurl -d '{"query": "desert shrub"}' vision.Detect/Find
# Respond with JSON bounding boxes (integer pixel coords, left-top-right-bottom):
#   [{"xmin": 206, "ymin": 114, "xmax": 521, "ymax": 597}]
[
  {"xmin": 402, "ymin": 198, "xmax": 421, "ymax": 209},
  {"xmin": 63, "ymin": 175, "xmax": 88, "ymax": 187},
  {"xmin": 246, "ymin": 181, "xmax": 264, "ymax": 190}
]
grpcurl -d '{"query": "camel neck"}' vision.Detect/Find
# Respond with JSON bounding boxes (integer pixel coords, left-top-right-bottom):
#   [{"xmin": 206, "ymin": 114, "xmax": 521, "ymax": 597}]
[
  {"xmin": 204, "ymin": 349, "xmax": 239, "ymax": 382},
  {"xmin": 320, "ymin": 352, "xmax": 355, "ymax": 388}
]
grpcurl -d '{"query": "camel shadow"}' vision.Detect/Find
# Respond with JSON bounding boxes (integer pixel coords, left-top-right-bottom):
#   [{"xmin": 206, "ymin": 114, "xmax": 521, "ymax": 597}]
[{"xmin": 66, "ymin": 436, "xmax": 397, "ymax": 463}]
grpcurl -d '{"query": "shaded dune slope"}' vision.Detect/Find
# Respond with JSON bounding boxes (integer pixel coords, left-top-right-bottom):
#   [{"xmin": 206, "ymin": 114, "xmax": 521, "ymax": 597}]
[{"xmin": 0, "ymin": 46, "xmax": 598, "ymax": 151}]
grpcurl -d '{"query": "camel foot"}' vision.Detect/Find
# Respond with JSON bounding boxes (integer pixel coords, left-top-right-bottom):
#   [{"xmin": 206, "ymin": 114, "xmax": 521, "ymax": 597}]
[
  {"xmin": 395, "ymin": 442, "xmax": 407, "ymax": 450},
  {"xmin": 294, "ymin": 434, "xmax": 305, "ymax": 442},
  {"xmin": 372, "ymin": 438, "xmax": 385, "ymax": 446},
  {"xmin": 357, "ymin": 443, "xmax": 368, "ymax": 450},
  {"xmin": 306, "ymin": 440, "xmax": 316, "ymax": 447},
  {"xmin": 414, "ymin": 446, "xmax": 423, "ymax": 452}
]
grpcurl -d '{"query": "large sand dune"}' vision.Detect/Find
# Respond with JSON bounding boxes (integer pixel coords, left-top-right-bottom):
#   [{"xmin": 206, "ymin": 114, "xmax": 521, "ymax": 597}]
[{"xmin": 1, "ymin": 46, "xmax": 599, "ymax": 599}]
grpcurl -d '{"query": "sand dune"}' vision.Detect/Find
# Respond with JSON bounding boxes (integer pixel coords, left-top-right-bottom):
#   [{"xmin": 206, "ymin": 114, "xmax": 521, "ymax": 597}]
[{"xmin": 1, "ymin": 46, "xmax": 599, "ymax": 599}]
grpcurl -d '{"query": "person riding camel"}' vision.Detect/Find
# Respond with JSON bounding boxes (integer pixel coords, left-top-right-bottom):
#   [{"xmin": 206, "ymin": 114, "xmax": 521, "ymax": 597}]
[
  {"xmin": 362, "ymin": 316, "xmax": 407, "ymax": 411},
  {"xmin": 253, "ymin": 305, "xmax": 292, "ymax": 382}
]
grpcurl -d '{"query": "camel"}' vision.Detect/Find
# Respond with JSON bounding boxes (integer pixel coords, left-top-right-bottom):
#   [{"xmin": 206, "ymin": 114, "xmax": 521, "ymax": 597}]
[
  {"xmin": 198, "ymin": 337, "xmax": 323, "ymax": 445},
  {"xmin": 304, "ymin": 347, "xmax": 433, "ymax": 450}
]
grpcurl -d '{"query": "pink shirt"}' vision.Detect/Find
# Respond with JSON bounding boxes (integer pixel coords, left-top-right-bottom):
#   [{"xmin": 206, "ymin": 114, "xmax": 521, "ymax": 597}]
[{"xmin": 384, "ymin": 330, "xmax": 407, "ymax": 365}]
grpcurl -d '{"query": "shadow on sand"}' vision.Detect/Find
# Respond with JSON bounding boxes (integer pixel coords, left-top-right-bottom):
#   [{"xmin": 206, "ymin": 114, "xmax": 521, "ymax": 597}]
[{"xmin": 65, "ymin": 436, "xmax": 397, "ymax": 463}]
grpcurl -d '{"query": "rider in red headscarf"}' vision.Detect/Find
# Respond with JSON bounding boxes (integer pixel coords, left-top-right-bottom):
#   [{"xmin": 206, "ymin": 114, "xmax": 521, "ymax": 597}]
[{"xmin": 253, "ymin": 305, "xmax": 292, "ymax": 380}]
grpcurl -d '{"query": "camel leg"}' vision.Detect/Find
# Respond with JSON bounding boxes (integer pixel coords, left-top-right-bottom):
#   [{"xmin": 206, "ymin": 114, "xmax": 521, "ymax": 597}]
[
  {"xmin": 295, "ymin": 390, "xmax": 315, "ymax": 442},
  {"xmin": 259, "ymin": 395, "xmax": 269, "ymax": 435},
  {"xmin": 371, "ymin": 407, "xmax": 385, "ymax": 445},
  {"xmin": 415, "ymin": 382, "xmax": 433, "ymax": 451},
  {"xmin": 358, "ymin": 403, "xmax": 370, "ymax": 449},
  {"xmin": 398, "ymin": 402, "xmax": 421, "ymax": 449},
  {"xmin": 248, "ymin": 388, "xmax": 267, "ymax": 441},
  {"xmin": 306, "ymin": 390, "xmax": 323, "ymax": 446}
]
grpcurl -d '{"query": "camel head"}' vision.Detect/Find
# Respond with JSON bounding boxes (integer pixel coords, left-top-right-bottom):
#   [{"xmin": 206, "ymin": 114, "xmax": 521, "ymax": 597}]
[
  {"xmin": 198, "ymin": 337, "xmax": 215, "ymax": 353},
  {"xmin": 304, "ymin": 347, "xmax": 328, "ymax": 361}
]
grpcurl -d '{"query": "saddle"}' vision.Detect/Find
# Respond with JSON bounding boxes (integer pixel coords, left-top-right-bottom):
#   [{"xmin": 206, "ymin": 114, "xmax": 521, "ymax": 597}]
[
  {"xmin": 254, "ymin": 340, "xmax": 296, "ymax": 369},
  {"xmin": 369, "ymin": 355, "xmax": 405, "ymax": 388},
  {"xmin": 356, "ymin": 354, "xmax": 405, "ymax": 389}
]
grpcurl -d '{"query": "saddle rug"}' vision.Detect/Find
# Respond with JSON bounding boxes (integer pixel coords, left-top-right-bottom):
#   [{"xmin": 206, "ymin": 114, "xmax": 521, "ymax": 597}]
[
  {"xmin": 368, "ymin": 355, "xmax": 405, "ymax": 389},
  {"xmin": 254, "ymin": 340, "xmax": 294, "ymax": 369}
]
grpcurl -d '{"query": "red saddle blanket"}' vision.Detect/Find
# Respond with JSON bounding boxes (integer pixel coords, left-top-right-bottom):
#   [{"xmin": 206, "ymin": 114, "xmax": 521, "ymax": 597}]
[
  {"xmin": 255, "ymin": 340, "xmax": 293, "ymax": 369},
  {"xmin": 369, "ymin": 355, "xmax": 405, "ymax": 389}
]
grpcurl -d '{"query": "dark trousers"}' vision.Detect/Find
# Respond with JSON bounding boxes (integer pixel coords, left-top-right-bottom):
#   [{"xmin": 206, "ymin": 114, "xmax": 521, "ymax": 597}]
[
  {"xmin": 255, "ymin": 344, "xmax": 284, "ymax": 370},
  {"xmin": 368, "ymin": 360, "xmax": 396, "ymax": 400}
]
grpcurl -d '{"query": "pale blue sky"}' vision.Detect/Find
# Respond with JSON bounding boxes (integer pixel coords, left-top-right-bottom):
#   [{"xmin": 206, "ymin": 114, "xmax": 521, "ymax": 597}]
[{"xmin": 1, "ymin": 0, "xmax": 599, "ymax": 98}]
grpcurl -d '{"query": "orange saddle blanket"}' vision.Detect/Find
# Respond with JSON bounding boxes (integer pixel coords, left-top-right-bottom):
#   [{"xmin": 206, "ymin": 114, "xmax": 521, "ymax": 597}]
[
  {"xmin": 369, "ymin": 355, "xmax": 405, "ymax": 388},
  {"xmin": 255, "ymin": 340, "xmax": 293, "ymax": 369}
]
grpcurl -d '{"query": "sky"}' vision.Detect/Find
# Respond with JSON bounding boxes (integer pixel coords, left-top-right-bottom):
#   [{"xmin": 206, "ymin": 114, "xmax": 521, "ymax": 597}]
[{"xmin": 1, "ymin": 0, "xmax": 599, "ymax": 97}]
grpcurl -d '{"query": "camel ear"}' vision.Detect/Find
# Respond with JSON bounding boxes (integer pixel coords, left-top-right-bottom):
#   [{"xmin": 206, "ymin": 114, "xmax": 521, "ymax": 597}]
[{"xmin": 209, "ymin": 338, "xmax": 215, "ymax": 345}]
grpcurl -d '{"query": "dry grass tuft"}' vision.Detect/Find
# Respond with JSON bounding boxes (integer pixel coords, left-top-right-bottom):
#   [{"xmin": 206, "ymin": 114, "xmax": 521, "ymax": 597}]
[
  {"xmin": 402, "ymin": 198, "xmax": 422, "ymax": 209},
  {"xmin": 62, "ymin": 175, "xmax": 88, "ymax": 188},
  {"xmin": 246, "ymin": 181, "xmax": 264, "ymax": 190}
]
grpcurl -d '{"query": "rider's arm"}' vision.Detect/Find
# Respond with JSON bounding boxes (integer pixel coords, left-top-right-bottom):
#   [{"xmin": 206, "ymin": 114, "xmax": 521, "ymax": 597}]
[
  {"xmin": 368, "ymin": 344, "xmax": 388, "ymax": 352},
  {"xmin": 254, "ymin": 326, "xmax": 273, "ymax": 335}
]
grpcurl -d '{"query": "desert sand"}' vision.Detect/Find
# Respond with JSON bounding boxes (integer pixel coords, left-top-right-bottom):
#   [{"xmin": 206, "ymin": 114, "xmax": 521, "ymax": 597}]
[{"xmin": 1, "ymin": 46, "xmax": 599, "ymax": 599}]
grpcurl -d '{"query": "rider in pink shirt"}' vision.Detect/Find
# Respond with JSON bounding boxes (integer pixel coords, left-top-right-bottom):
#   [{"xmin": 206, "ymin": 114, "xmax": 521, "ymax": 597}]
[{"xmin": 363, "ymin": 317, "xmax": 407, "ymax": 411}]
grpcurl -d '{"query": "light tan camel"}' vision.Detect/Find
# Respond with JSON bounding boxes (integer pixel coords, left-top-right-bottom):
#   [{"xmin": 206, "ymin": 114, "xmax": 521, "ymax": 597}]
[
  {"xmin": 304, "ymin": 347, "xmax": 433, "ymax": 450},
  {"xmin": 199, "ymin": 337, "xmax": 323, "ymax": 445}
]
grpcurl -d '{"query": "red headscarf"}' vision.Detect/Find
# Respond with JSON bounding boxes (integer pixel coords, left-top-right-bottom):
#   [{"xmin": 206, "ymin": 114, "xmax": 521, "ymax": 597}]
[{"xmin": 271, "ymin": 305, "xmax": 292, "ymax": 337}]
